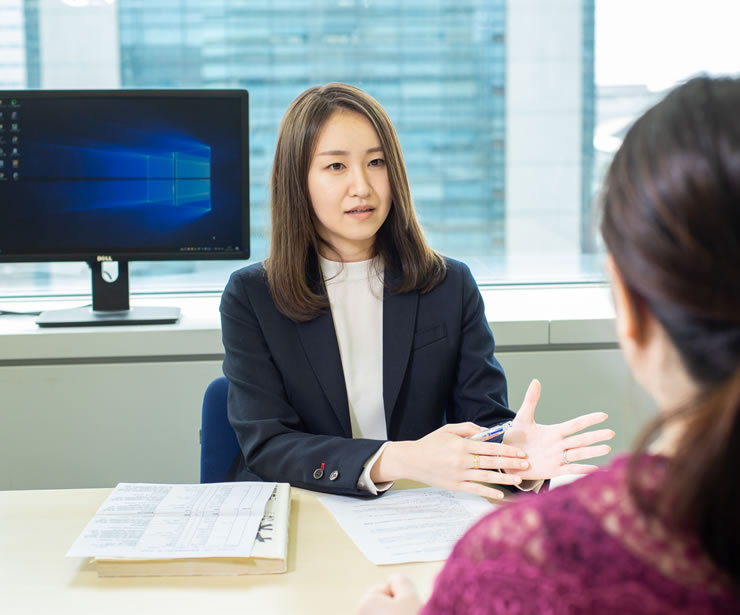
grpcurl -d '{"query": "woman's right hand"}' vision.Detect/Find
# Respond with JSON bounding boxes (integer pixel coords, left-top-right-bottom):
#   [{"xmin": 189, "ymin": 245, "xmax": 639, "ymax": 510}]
[{"xmin": 370, "ymin": 423, "xmax": 529, "ymax": 500}]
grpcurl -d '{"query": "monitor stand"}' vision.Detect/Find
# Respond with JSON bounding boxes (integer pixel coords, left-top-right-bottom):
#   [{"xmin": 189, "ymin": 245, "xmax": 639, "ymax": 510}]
[{"xmin": 36, "ymin": 261, "xmax": 181, "ymax": 327}]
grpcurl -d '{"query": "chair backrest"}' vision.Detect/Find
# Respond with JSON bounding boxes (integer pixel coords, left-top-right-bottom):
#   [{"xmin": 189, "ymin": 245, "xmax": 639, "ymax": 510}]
[{"xmin": 200, "ymin": 376, "xmax": 241, "ymax": 483}]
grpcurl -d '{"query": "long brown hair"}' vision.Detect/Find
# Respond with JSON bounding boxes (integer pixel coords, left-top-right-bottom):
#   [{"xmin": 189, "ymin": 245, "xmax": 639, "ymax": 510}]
[
  {"xmin": 265, "ymin": 82, "xmax": 446, "ymax": 321},
  {"xmin": 600, "ymin": 75, "xmax": 740, "ymax": 580}
]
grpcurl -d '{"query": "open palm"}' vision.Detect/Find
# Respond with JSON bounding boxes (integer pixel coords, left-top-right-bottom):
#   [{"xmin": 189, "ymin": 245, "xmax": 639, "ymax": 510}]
[{"xmin": 503, "ymin": 379, "xmax": 614, "ymax": 480}]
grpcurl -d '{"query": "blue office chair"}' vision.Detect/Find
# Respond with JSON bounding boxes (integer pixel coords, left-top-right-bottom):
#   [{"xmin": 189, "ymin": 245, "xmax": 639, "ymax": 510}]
[{"xmin": 200, "ymin": 376, "xmax": 241, "ymax": 483}]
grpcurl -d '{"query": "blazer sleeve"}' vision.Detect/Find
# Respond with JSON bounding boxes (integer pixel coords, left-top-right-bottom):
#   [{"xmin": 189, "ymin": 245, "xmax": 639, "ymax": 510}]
[
  {"xmin": 220, "ymin": 267, "xmax": 384, "ymax": 497},
  {"xmin": 448, "ymin": 261, "xmax": 514, "ymax": 427}
]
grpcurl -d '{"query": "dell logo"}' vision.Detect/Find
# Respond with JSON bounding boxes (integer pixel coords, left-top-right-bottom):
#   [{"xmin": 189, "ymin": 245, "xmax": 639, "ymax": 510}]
[{"xmin": 96, "ymin": 255, "xmax": 113, "ymax": 262}]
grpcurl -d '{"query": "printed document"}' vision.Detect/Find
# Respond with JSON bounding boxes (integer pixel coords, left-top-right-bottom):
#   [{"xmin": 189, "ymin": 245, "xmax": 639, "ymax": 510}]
[
  {"xmin": 67, "ymin": 482, "xmax": 275, "ymax": 559},
  {"xmin": 319, "ymin": 487, "xmax": 495, "ymax": 565}
]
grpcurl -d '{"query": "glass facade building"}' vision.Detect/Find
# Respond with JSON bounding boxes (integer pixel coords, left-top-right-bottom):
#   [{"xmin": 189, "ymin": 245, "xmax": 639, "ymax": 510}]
[
  {"xmin": 116, "ymin": 0, "xmax": 509, "ymax": 260},
  {"xmin": 581, "ymin": 0, "xmax": 596, "ymax": 253},
  {"xmin": 0, "ymin": 0, "xmax": 27, "ymax": 89},
  {"xmin": 21, "ymin": 0, "xmax": 39, "ymax": 89},
  {"xmin": 6, "ymin": 0, "xmax": 600, "ymax": 292}
]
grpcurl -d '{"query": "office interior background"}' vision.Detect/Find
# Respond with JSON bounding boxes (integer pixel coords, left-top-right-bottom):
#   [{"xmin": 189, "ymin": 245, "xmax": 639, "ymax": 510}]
[
  {"xmin": 1, "ymin": 0, "xmax": 739, "ymax": 490},
  {"xmin": 1, "ymin": 0, "xmax": 736, "ymax": 298}
]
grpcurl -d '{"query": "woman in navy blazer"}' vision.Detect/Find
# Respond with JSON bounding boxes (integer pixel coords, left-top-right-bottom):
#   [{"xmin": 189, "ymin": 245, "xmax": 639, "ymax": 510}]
[{"xmin": 221, "ymin": 83, "xmax": 613, "ymax": 497}]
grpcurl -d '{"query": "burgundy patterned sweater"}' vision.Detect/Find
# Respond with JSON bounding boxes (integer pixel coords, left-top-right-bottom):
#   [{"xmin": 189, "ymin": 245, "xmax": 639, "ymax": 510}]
[{"xmin": 421, "ymin": 455, "xmax": 739, "ymax": 615}]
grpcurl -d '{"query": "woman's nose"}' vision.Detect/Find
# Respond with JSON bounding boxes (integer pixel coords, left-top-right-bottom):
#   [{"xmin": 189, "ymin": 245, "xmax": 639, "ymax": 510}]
[{"xmin": 349, "ymin": 167, "xmax": 371, "ymax": 198}]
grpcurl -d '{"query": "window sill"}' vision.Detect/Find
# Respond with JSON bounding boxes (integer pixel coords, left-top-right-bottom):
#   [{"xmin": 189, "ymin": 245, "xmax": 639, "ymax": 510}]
[
  {"xmin": 481, "ymin": 284, "xmax": 617, "ymax": 347},
  {"xmin": 0, "ymin": 285, "xmax": 617, "ymax": 363}
]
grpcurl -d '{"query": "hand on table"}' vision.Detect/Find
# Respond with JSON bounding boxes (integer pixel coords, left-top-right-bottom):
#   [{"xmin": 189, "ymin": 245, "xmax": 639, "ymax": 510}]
[
  {"xmin": 503, "ymin": 379, "xmax": 615, "ymax": 480},
  {"xmin": 373, "ymin": 420, "xmax": 531, "ymax": 500},
  {"xmin": 357, "ymin": 574, "xmax": 422, "ymax": 615}
]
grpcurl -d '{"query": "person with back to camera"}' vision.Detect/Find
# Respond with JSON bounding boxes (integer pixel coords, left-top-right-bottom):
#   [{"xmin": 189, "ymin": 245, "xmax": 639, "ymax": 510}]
[
  {"xmin": 220, "ymin": 82, "xmax": 614, "ymax": 500},
  {"xmin": 357, "ymin": 75, "xmax": 740, "ymax": 614}
]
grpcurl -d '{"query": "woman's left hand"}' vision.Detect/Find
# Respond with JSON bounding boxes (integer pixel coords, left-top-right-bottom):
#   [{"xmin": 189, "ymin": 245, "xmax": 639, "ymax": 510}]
[
  {"xmin": 357, "ymin": 575, "xmax": 423, "ymax": 615},
  {"xmin": 503, "ymin": 379, "xmax": 615, "ymax": 479}
]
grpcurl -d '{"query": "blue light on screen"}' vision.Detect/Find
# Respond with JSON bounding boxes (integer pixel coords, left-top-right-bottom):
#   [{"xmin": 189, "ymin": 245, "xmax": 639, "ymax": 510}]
[{"xmin": 0, "ymin": 95, "xmax": 243, "ymax": 254}]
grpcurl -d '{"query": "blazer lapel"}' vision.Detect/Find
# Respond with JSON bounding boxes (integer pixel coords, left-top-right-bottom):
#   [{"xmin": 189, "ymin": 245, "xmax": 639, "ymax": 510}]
[
  {"xmin": 295, "ymin": 311, "xmax": 352, "ymax": 436},
  {"xmin": 383, "ymin": 274, "xmax": 418, "ymax": 427}
]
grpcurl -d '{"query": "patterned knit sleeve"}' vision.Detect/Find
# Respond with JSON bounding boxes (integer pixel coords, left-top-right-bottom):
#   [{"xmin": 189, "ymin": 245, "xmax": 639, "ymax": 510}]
[
  {"xmin": 420, "ymin": 456, "xmax": 739, "ymax": 615},
  {"xmin": 420, "ymin": 496, "xmax": 557, "ymax": 615}
]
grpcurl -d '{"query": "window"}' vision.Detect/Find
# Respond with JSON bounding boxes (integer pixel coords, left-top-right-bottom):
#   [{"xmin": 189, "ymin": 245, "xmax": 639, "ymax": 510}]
[{"xmin": 1, "ymin": 0, "xmax": 739, "ymax": 299}]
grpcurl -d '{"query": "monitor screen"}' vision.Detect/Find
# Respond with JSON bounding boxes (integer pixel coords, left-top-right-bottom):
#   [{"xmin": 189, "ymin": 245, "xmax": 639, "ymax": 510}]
[
  {"xmin": 0, "ymin": 89, "xmax": 249, "ymax": 326},
  {"xmin": 0, "ymin": 90, "xmax": 248, "ymax": 260}
]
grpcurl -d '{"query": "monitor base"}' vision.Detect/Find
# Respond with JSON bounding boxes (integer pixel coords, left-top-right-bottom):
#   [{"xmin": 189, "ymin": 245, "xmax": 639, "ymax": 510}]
[{"xmin": 36, "ymin": 306, "xmax": 181, "ymax": 327}]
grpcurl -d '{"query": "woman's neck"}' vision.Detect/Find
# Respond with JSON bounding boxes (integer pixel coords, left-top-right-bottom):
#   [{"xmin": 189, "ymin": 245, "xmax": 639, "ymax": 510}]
[
  {"xmin": 318, "ymin": 243, "xmax": 375, "ymax": 263},
  {"xmin": 648, "ymin": 419, "xmax": 686, "ymax": 456}
]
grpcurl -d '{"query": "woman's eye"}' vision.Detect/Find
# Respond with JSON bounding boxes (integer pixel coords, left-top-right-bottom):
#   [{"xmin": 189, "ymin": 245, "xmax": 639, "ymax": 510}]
[
  {"xmin": 327, "ymin": 162, "xmax": 344, "ymax": 171},
  {"xmin": 369, "ymin": 158, "xmax": 385, "ymax": 167}
]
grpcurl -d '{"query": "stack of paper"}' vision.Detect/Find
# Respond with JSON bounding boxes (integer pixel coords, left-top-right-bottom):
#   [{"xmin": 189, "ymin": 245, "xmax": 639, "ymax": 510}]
[{"xmin": 66, "ymin": 481, "xmax": 290, "ymax": 576}]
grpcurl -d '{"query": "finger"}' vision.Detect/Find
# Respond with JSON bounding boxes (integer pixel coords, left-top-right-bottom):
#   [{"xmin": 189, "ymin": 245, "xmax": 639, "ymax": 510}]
[
  {"xmin": 367, "ymin": 582, "xmax": 391, "ymax": 597},
  {"xmin": 356, "ymin": 585, "xmax": 392, "ymax": 614},
  {"xmin": 444, "ymin": 422, "xmax": 486, "ymax": 438},
  {"xmin": 514, "ymin": 379, "xmax": 541, "ymax": 425},
  {"xmin": 476, "ymin": 455, "xmax": 531, "ymax": 472},
  {"xmin": 557, "ymin": 412, "xmax": 608, "ymax": 437},
  {"xmin": 562, "ymin": 429, "xmax": 615, "ymax": 449},
  {"xmin": 460, "ymin": 480, "xmax": 506, "ymax": 501},
  {"xmin": 386, "ymin": 574, "xmax": 417, "ymax": 598},
  {"xmin": 564, "ymin": 444, "xmax": 611, "ymax": 463},
  {"xmin": 559, "ymin": 463, "xmax": 600, "ymax": 475},
  {"xmin": 467, "ymin": 469, "xmax": 523, "ymax": 487},
  {"xmin": 470, "ymin": 441, "xmax": 528, "ymax": 458}
]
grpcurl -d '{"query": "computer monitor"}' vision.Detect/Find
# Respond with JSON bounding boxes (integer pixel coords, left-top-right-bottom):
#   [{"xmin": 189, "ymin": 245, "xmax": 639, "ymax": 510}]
[{"xmin": 0, "ymin": 89, "xmax": 249, "ymax": 327}]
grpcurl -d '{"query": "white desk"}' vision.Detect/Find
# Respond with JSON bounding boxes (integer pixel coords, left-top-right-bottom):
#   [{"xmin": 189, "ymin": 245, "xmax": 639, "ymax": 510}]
[{"xmin": 0, "ymin": 485, "xmax": 443, "ymax": 614}]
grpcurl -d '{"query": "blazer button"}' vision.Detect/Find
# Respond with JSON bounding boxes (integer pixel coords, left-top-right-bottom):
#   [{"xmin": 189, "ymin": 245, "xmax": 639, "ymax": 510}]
[
  {"xmin": 313, "ymin": 468, "xmax": 324, "ymax": 479},
  {"xmin": 329, "ymin": 470, "xmax": 339, "ymax": 481}
]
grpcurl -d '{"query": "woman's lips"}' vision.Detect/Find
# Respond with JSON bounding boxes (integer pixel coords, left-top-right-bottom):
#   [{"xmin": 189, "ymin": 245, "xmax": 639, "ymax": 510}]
[{"xmin": 345, "ymin": 206, "xmax": 375, "ymax": 219}]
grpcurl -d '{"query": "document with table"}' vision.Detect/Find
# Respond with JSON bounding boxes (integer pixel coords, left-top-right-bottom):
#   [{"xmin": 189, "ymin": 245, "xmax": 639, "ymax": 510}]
[
  {"xmin": 320, "ymin": 487, "xmax": 496, "ymax": 565},
  {"xmin": 67, "ymin": 481, "xmax": 290, "ymax": 576},
  {"xmin": 64, "ymin": 481, "xmax": 492, "ymax": 577}
]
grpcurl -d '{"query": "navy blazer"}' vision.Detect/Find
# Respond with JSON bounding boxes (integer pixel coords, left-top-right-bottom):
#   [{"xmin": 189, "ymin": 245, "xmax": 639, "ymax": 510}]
[{"xmin": 220, "ymin": 257, "xmax": 513, "ymax": 496}]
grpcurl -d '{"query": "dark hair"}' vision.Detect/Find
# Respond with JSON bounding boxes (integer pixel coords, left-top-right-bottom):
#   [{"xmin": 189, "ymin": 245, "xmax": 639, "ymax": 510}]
[
  {"xmin": 600, "ymin": 75, "xmax": 740, "ymax": 580},
  {"xmin": 265, "ymin": 82, "xmax": 446, "ymax": 322}
]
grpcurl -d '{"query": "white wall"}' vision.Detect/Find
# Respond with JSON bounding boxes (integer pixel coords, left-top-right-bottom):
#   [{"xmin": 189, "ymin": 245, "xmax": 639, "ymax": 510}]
[
  {"xmin": 0, "ymin": 347, "xmax": 655, "ymax": 490},
  {"xmin": 0, "ymin": 290, "xmax": 655, "ymax": 490},
  {"xmin": 0, "ymin": 361, "xmax": 222, "ymax": 490}
]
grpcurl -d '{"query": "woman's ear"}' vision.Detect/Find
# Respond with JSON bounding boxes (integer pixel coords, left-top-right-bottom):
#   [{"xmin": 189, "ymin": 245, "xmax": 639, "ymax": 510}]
[{"xmin": 605, "ymin": 254, "xmax": 643, "ymax": 345}]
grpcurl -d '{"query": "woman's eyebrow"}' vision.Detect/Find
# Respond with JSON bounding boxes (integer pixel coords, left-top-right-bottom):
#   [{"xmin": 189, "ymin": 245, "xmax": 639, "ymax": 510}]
[{"xmin": 316, "ymin": 146, "xmax": 384, "ymax": 156}]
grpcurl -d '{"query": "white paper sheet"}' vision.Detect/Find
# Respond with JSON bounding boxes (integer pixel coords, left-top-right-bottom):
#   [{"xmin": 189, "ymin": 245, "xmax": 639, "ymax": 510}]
[
  {"xmin": 319, "ymin": 487, "xmax": 495, "ymax": 565},
  {"xmin": 66, "ymin": 482, "xmax": 275, "ymax": 559}
]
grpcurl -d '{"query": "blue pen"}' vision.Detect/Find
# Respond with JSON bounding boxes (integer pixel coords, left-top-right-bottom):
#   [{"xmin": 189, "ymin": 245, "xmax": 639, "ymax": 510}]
[{"xmin": 467, "ymin": 420, "xmax": 514, "ymax": 442}]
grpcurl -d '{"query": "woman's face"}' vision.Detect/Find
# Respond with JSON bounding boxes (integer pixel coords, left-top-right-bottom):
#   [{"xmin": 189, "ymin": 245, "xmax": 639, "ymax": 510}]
[
  {"xmin": 605, "ymin": 254, "xmax": 699, "ymax": 411},
  {"xmin": 307, "ymin": 110, "xmax": 392, "ymax": 262}
]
